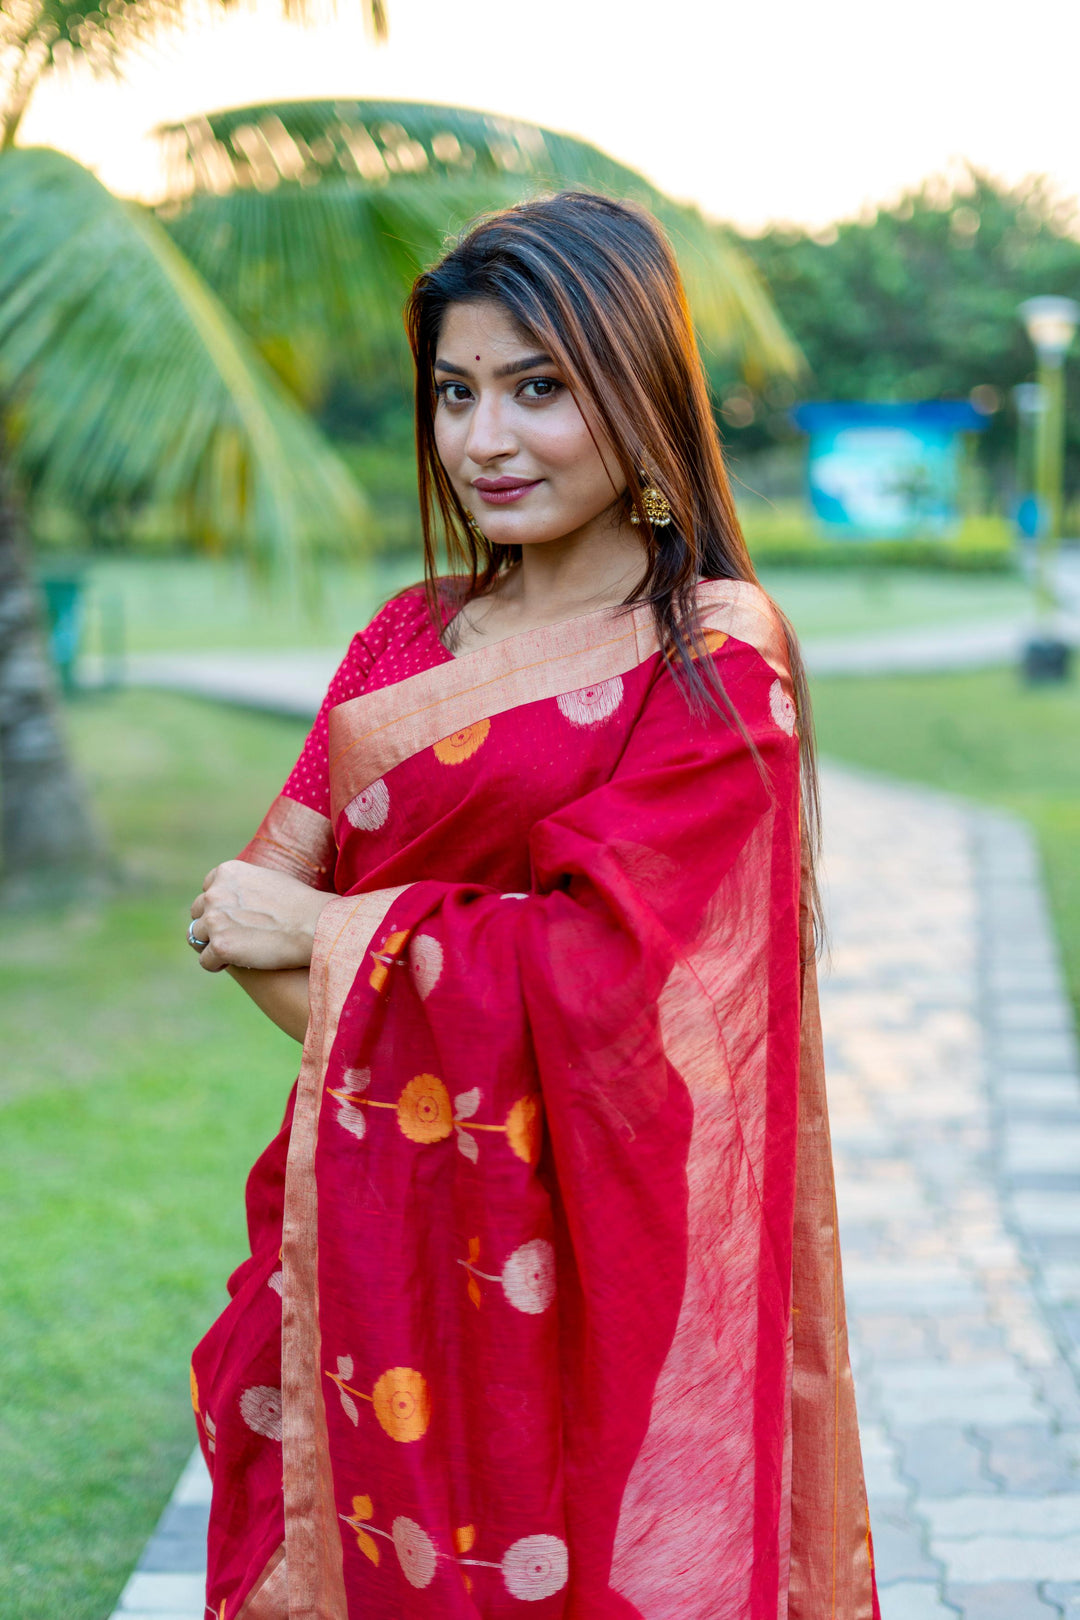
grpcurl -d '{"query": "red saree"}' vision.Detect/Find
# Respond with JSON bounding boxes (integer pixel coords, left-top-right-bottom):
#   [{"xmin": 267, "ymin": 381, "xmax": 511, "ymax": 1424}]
[{"xmin": 191, "ymin": 579, "xmax": 877, "ymax": 1620}]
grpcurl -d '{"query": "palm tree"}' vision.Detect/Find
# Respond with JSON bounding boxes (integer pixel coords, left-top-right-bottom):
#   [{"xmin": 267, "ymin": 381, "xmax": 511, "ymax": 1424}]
[
  {"xmin": 0, "ymin": 13, "xmax": 801, "ymax": 896},
  {"xmin": 0, "ymin": 0, "xmax": 384, "ymax": 896}
]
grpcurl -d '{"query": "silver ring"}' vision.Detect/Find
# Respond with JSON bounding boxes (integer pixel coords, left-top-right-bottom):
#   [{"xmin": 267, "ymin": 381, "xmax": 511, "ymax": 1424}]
[{"xmin": 188, "ymin": 920, "xmax": 209, "ymax": 952}]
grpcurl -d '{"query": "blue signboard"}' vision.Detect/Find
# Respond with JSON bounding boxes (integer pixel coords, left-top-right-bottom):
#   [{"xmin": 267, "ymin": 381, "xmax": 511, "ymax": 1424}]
[{"xmin": 791, "ymin": 402, "xmax": 988, "ymax": 540}]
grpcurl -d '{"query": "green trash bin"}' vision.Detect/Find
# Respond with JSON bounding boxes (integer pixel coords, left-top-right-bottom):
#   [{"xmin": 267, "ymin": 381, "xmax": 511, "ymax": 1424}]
[{"xmin": 39, "ymin": 574, "xmax": 85, "ymax": 695}]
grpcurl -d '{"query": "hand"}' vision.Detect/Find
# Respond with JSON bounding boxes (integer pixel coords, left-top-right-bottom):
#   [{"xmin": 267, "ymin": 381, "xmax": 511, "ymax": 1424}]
[{"xmin": 189, "ymin": 860, "xmax": 334, "ymax": 973}]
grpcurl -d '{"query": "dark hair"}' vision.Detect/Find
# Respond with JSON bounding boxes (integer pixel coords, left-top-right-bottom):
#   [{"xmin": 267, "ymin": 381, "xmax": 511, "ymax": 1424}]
[{"xmin": 404, "ymin": 190, "xmax": 820, "ymax": 933}]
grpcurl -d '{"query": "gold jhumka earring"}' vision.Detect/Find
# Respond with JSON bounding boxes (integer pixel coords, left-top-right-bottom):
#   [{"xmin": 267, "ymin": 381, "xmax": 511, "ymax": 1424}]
[{"xmin": 629, "ymin": 476, "xmax": 673, "ymax": 528}]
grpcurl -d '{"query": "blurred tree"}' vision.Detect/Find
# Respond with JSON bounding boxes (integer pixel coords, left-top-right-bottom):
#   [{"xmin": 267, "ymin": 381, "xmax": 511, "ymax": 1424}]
[{"xmin": 717, "ymin": 169, "xmax": 1080, "ymax": 485}]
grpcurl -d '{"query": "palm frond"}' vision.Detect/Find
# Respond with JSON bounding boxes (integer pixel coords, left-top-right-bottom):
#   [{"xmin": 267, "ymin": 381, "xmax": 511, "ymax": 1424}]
[
  {"xmin": 157, "ymin": 100, "xmax": 804, "ymax": 382},
  {"xmin": 0, "ymin": 146, "xmax": 370, "ymax": 569}
]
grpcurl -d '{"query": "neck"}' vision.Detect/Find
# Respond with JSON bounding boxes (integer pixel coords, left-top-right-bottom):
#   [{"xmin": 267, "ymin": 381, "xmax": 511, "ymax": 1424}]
[{"xmin": 503, "ymin": 512, "xmax": 648, "ymax": 622}]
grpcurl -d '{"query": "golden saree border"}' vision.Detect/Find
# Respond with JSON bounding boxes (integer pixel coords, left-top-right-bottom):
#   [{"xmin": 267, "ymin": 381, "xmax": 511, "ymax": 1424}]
[
  {"xmin": 327, "ymin": 579, "xmax": 792, "ymax": 823},
  {"xmin": 280, "ymin": 887, "xmax": 406, "ymax": 1620},
  {"xmin": 239, "ymin": 796, "xmax": 336, "ymax": 890},
  {"xmin": 788, "ymin": 891, "xmax": 876, "ymax": 1619},
  {"xmin": 236, "ymin": 1543, "xmax": 287, "ymax": 1620}
]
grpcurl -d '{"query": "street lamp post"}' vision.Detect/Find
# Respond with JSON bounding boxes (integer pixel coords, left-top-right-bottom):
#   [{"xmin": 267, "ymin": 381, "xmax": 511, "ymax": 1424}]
[{"xmin": 1018, "ymin": 295, "xmax": 1079, "ymax": 679}]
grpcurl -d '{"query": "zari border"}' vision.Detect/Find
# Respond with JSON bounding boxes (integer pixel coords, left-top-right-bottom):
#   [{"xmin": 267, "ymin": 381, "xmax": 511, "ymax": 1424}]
[
  {"xmin": 327, "ymin": 579, "xmax": 791, "ymax": 822},
  {"xmin": 236, "ymin": 1543, "xmax": 287, "ymax": 1620},
  {"xmin": 280, "ymin": 886, "xmax": 407, "ymax": 1620},
  {"xmin": 788, "ymin": 889, "xmax": 876, "ymax": 1618},
  {"xmin": 238, "ymin": 796, "xmax": 336, "ymax": 890}
]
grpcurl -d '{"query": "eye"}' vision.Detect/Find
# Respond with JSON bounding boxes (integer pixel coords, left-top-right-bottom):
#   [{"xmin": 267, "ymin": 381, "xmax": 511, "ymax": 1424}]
[
  {"xmin": 518, "ymin": 378, "xmax": 562, "ymax": 402},
  {"xmin": 436, "ymin": 381, "xmax": 472, "ymax": 406}
]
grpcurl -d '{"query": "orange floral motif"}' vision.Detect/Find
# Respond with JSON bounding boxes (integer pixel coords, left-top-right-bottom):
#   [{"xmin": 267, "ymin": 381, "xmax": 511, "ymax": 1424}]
[
  {"xmin": 695, "ymin": 628, "xmax": 729, "ymax": 659},
  {"xmin": 397, "ymin": 1074, "xmax": 454, "ymax": 1144},
  {"xmin": 506, "ymin": 1094, "xmax": 543, "ymax": 1165},
  {"xmin": 330, "ymin": 1076, "xmax": 543, "ymax": 1165},
  {"xmin": 189, "ymin": 1365, "xmax": 199, "ymax": 1416},
  {"xmin": 433, "ymin": 717, "xmax": 491, "ymax": 764},
  {"xmin": 369, "ymin": 928, "xmax": 411, "ymax": 993},
  {"xmin": 372, "ymin": 1367, "xmax": 432, "ymax": 1443},
  {"xmin": 453, "ymin": 1524, "xmax": 477, "ymax": 1554},
  {"xmin": 325, "ymin": 1357, "xmax": 432, "ymax": 1443}
]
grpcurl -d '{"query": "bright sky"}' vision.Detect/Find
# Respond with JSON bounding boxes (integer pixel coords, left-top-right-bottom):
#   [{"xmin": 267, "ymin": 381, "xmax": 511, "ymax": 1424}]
[{"xmin": 18, "ymin": 0, "xmax": 1080, "ymax": 231}]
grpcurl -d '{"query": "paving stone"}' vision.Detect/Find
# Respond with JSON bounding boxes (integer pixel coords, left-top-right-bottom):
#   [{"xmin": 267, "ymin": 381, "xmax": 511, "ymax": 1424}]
[
  {"xmin": 895, "ymin": 1427, "xmax": 995, "ymax": 1496},
  {"xmin": 880, "ymin": 1581, "xmax": 958, "ymax": 1620},
  {"xmin": 1032, "ymin": 1364, "xmax": 1080, "ymax": 1430},
  {"xmin": 996, "ymin": 1036, "xmax": 1080, "ymax": 1073},
  {"xmin": 1009, "ymin": 1175, "xmax": 1080, "ymax": 1194},
  {"xmin": 878, "ymin": 1583, "xmax": 961, "ymax": 1620},
  {"xmin": 859, "ymin": 1314, "xmax": 937, "ymax": 1359},
  {"xmin": 934, "ymin": 1540, "xmax": 1080, "ymax": 1582},
  {"xmin": 1028, "ymin": 1234, "xmax": 1080, "ymax": 1264},
  {"xmin": 923, "ymin": 1498, "xmax": 1080, "ymax": 1538},
  {"xmin": 945, "ymin": 1583, "xmax": 1065, "ymax": 1619},
  {"xmin": 1004, "ymin": 1131, "xmax": 1080, "ymax": 1175},
  {"xmin": 114, "ymin": 1572, "xmax": 207, "ymax": 1612},
  {"xmin": 976, "ymin": 1424, "xmax": 1078, "ymax": 1493},
  {"xmin": 1043, "ymin": 1583, "xmax": 1080, "ymax": 1616},
  {"xmin": 871, "ymin": 1502, "xmax": 944, "ymax": 1581},
  {"xmin": 1011, "ymin": 1195, "xmax": 1080, "ymax": 1236}
]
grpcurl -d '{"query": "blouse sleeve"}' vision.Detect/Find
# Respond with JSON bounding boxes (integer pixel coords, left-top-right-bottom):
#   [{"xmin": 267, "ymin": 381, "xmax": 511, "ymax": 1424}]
[{"xmin": 235, "ymin": 631, "xmax": 376, "ymax": 890}]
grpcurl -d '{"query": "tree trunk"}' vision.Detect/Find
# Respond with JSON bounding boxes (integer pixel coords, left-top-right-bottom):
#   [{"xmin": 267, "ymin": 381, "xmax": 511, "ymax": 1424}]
[{"xmin": 0, "ymin": 439, "xmax": 108, "ymax": 901}]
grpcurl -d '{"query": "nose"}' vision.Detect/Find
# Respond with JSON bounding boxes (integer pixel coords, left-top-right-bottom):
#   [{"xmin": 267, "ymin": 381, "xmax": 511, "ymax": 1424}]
[{"xmin": 464, "ymin": 389, "xmax": 517, "ymax": 466}]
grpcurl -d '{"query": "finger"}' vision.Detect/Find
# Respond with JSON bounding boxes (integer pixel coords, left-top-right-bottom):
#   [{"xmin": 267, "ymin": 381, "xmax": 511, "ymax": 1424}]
[
  {"xmin": 190, "ymin": 895, "xmax": 206, "ymax": 920},
  {"xmin": 198, "ymin": 940, "xmax": 228, "ymax": 972},
  {"xmin": 202, "ymin": 866, "xmax": 218, "ymax": 892}
]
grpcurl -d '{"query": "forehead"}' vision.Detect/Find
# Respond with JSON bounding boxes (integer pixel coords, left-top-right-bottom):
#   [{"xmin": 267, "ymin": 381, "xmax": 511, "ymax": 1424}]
[{"xmin": 437, "ymin": 299, "xmax": 538, "ymax": 360}]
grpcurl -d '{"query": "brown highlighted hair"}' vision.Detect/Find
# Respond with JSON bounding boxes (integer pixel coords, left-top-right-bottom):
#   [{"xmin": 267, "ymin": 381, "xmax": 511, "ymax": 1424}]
[{"xmin": 404, "ymin": 190, "xmax": 820, "ymax": 926}]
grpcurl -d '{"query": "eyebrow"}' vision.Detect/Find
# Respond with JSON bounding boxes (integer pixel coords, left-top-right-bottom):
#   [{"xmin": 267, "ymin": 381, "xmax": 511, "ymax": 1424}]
[{"xmin": 433, "ymin": 352, "xmax": 555, "ymax": 379}]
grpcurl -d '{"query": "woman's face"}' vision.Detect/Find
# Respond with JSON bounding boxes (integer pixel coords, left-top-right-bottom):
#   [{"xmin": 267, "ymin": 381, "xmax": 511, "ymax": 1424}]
[{"xmin": 432, "ymin": 299, "xmax": 628, "ymax": 548}]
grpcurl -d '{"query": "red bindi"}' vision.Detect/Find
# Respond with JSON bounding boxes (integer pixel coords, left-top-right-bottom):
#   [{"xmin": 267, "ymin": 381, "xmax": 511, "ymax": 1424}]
[{"xmin": 476, "ymin": 355, "xmax": 481, "ymax": 361}]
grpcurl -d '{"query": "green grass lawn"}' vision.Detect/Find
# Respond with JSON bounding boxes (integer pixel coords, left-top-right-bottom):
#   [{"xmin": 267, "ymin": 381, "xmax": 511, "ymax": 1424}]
[
  {"xmin": 0, "ymin": 692, "xmax": 309, "ymax": 1620},
  {"xmin": 811, "ymin": 667, "xmax": 1080, "ymax": 1014},
  {"xmin": 58, "ymin": 553, "xmax": 1033, "ymax": 661}
]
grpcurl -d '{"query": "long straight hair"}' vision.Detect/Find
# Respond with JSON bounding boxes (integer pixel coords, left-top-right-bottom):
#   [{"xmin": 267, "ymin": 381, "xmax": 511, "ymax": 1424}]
[{"xmin": 404, "ymin": 190, "xmax": 821, "ymax": 936}]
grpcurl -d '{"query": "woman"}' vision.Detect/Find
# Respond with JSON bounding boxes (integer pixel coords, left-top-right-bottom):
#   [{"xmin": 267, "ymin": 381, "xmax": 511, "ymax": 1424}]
[{"xmin": 188, "ymin": 191, "xmax": 877, "ymax": 1620}]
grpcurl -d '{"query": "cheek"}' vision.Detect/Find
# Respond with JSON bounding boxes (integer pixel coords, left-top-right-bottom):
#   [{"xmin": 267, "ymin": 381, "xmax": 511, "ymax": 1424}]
[
  {"xmin": 433, "ymin": 409, "xmax": 465, "ymax": 475},
  {"xmin": 532, "ymin": 406, "xmax": 616, "ymax": 489}
]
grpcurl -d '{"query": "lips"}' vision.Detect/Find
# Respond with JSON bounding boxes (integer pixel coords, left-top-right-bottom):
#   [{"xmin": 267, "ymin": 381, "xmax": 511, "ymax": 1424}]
[{"xmin": 473, "ymin": 477, "xmax": 541, "ymax": 506}]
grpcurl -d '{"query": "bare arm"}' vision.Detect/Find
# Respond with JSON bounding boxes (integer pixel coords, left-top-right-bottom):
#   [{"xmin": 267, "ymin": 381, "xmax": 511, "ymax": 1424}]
[
  {"xmin": 227, "ymin": 966, "xmax": 310, "ymax": 1044},
  {"xmin": 189, "ymin": 861, "xmax": 337, "ymax": 1044}
]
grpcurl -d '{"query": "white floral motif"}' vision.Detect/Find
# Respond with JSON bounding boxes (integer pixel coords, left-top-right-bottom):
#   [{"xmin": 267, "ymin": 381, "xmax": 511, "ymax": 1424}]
[
  {"xmin": 501, "ymin": 1240, "xmax": 556, "ymax": 1315},
  {"xmin": 267, "ymin": 1269, "xmax": 283, "ymax": 1296},
  {"xmin": 345, "ymin": 778, "xmax": 390, "ymax": 831},
  {"xmin": 392, "ymin": 1517, "xmax": 438, "ymax": 1589},
  {"xmin": 410, "ymin": 934, "xmax": 443, "ymax": 1000},
  {"xmin": 556, "ymin": 675, "xmax": 624, "ymax": 729},
  {"xmin": 239, "ymin": 1385, "xmax": 283, "ymax": 1442},
  {"xmin": 501, "ymin": 1534, "xmax": 569, "ymax": 1600},
  {"xmin": 335, "ymin": 1067, "xmax": 371, "ymax": 1141},
  {"xmin": 454, "ymin": 1087, "xmax": 481, "ymax": 1162},
  {"xmin": 769, "ymin": 679, "xmax": 797, "ymax": 737}
]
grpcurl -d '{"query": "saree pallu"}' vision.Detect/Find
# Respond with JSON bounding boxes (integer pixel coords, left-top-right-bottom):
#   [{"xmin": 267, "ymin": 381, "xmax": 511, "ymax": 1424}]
[{"xmin": 191, "ymin": 580, "xmax": 878, "ymax": 1620}]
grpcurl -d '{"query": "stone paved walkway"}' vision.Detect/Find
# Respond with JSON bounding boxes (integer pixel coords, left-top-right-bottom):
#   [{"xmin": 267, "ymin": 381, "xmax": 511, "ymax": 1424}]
[
  {"xmin": 108, "ymin": 764, "xmax": 1080, "ymax": 1619},
  {"xmin": 822, "ymin": 768, "xmax": 1080, "ymax": 1618}
]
